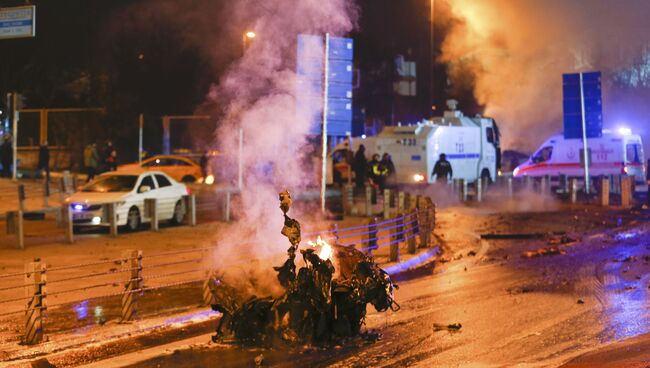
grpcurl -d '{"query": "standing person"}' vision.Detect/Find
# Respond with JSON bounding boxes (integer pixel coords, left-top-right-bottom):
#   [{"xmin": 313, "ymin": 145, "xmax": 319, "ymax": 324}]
[
  {"xmin": 84, "ymin": 143, "xmax": 99, "ymax": 182},
  {"xmin": 368, "ymin": 153, "xmax": 380, "ymax": 185},
  {"xmin": 103, "ymin": 140, "xmax": 115, "ymax": 172},
  {"xmin": 370, "ymin": 153, "xmax": 389, "ymax": 190},
  {"xmin": 381, "ymin": 153, "xmax": 396, "ymax": 189},
  {"xmin": 352, "ymin": 144, "xmax": 368, "ymax": 190},
  {"xmin": 104, "ymin": 140, "xmax": 117, "ymax": 171},
  {"xmin": 431, "ymin": 153, "xmax": 453, "ymax": 183},
  {"xmin": 37, "ymin": 141, "xmax": 50, "ymax": 181},
  {"xmin": 199, "ymin": 151, "xmax": 209, "ymax": 179},
  {"xmin": 1, "ymin": 136, "xmax": 13, "ymax": 178}
]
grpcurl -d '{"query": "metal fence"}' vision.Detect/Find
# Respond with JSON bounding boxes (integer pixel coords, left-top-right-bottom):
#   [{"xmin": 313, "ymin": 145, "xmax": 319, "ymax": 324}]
[{"xmin": 0, "ymin": 192, "xmax": 436, "ymax": 345}]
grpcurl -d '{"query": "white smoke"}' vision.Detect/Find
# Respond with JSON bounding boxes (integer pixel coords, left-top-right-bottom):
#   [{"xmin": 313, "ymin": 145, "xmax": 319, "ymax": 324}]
[{"xmin": 203, "ymin": 0, "xmax": 359, "ymax": 291}]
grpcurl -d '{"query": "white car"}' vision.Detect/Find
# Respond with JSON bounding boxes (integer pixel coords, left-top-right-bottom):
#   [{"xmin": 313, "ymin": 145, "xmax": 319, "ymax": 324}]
[{"xmin": 66, "ymin": 170, "xmax": 190, "ymax": 231}]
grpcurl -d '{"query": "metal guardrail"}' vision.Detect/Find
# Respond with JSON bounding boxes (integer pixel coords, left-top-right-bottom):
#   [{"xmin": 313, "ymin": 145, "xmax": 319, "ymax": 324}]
[{"xmin": 0, "ymin": 191, "xmax": 436, "ymax": 345}]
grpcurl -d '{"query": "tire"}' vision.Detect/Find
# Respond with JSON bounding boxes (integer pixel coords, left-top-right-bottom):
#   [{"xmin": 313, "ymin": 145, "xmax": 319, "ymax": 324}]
[
  {"xmin": 181, "ymin": 175, "xmax": 196, "ymax": 183},
  {"xmin": 170, "ymin": 200, "xmax": 186, "ymax": 225},
  {"xmin": 481, "ymin": 169, "xmax": 492, "ymax": 184},
  {"xmin": 126, "ymin": 206, "xmax": 141, "ymax": 232}
]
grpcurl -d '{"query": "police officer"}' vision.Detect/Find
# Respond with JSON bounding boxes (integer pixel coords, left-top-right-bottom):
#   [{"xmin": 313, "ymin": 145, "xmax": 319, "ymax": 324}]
[{"xmin": 431, "ymin": 153, "xmax": 453, "ymax": 182}]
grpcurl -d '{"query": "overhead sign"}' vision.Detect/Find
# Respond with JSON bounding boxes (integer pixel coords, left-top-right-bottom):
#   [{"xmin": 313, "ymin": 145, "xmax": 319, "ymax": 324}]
[
  {"xmin": 562, "ymin": 71, "xmax": 602, "ymax": 139},
  {"xmin": 0, "ymin": 6, "xmax": 35, "ymax": 40},
  {"xmin": 297, "ymin": 34, "xmax": 354, "ymax": 137}
]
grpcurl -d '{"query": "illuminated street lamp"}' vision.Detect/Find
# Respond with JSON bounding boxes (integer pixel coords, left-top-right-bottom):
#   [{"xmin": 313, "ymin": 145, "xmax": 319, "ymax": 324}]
[{"xmin": 242, "ymin": 31, "xmax": 256, "ymax": 54}]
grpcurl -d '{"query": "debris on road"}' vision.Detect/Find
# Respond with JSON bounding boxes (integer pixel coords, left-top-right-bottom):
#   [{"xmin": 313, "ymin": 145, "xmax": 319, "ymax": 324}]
[
  {"xmin": 521, "ymin": 246, "xmax": 566, "ymax": 258},
  {"xmin": 255, "ymin": 353, "xmax": 264, "ymax": 366},
  {"xmin": 433, "ymin": 323, "xmax": 462, "ymax": 332},
  {"xmin": 577, "ymin": 299, "xmax": 585, "ymax": 304},
  {"xmin": 467, "ymin": 250, "xmax": 477, "ymax": 257},
  {"xmin": 208, "ymin": 190, "xmax": 399, "ymax": 346},
  {"xmin": 547, "ymin": 234, "xmax": 577, "ymax": 245},
  {"xmin": 481, "ymin": 233, "xmax": 547, "ymax": 240}
]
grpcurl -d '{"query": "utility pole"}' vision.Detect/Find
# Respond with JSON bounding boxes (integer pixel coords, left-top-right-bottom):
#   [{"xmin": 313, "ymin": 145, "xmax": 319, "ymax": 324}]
[
  {"xmin": 429, "ymin": 0, "xmax": 435, "ymax": 116},
  {"xmin": 138, "ymin": 113, "xmax": 144, "ymax": 164},
  {"xmin": 11, "ymin": 92, "xmax": 18, "ymax": 181},
  {"xmin": 579, "ymin": 72, "xmax": 590, "ymax": 194},
  {"xmin": 320, "ymin": 33, "xmax": 330, "ymax": 213}
]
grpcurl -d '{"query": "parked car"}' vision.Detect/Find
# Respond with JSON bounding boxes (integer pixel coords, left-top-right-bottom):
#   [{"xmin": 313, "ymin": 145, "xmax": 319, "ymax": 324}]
[
  {"xmin": 118, "ymin": 155, "xmax": 206, "ymax": 183},
  {"xmin": 65, "ymin": 170, "xmax": 190, "ymax": 231}
]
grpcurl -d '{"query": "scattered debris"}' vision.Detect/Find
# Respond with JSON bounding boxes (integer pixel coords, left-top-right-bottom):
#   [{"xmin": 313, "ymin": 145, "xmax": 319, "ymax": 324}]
[
  {"xmin": 481, "ymin": 233, "xmax": 546, "ymax": 240},
  {"xmin": 507, "ymin": 286, "xmax": 534, "ymax": 295},
  {"xmin": 521, "ymin": 246, "xmax": 566, "ymax": 258},
  {"xmin": 577, "ymin": 299, "xmax": 585, "ymax": 304},
  {"xmin": 623, "ymin": 286, "xmax": 635, "ymax": 291},
  {"xmin": 31, "ymin": 358, "xmax": 56, "ymax": 368},
  {"xmin": 433, "ymin": 323, "xmax": 462, "ymax": 332},
  {"xmin": 620, "ymin": 256, "xmax": 637, "ymax": 263},
  {"xmin": 208, "ymin": 191, "xmax": 399, "ymax": 346},
  {"xmin": 255, "ymin": 354, "xmax": 264, "ymax": 367},
  {"xmin": 467, "ymin": 250, "xmax": 477, "ymax": 257},
  {"xmin": 547, "ymin": 235, "xmax": 577, "ymax": 245}
]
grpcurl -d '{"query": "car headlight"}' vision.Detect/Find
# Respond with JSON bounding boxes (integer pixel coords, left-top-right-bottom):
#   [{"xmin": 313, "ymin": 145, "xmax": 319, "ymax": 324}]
[
  {"xmin": 413, "ymin": 174, "xmax": 425, "ymax": 182},
  {"xmin": 204, "ymin": 174, "xmax": 215, "ymax": 185}
]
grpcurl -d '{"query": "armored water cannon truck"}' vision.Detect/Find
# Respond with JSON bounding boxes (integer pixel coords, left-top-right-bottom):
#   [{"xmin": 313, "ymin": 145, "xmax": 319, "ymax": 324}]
[{"xmin": 328, "ymin": 100, "xmax": 501, "ymax": 185}]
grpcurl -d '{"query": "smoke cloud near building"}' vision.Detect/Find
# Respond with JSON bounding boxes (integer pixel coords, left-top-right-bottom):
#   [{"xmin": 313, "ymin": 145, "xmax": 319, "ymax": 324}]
[{"xmin": 438, "ymin": 0, "xmax": 650, "ymax": 153}]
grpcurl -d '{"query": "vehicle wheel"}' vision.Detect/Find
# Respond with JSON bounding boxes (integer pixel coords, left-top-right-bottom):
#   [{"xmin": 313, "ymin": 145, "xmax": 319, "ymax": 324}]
[
  {"xmin": 181, "ymin": 175, "xmax": 196, "ymax": 183},
  {"xmin": 170, "ymin": 200, "xmax": 186, "ymax": 225},
  {"xmin": 126, "ymin": 206, "xmax": 141, "ymax": 232},
  {"xmin": 481, "ymin": 169, "xmax": 492, "ymax": 183}
]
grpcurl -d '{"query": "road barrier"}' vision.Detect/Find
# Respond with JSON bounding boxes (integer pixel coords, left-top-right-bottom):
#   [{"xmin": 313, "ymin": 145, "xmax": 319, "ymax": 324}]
[{"xmin": 0, "ymin": 195, "xmax": 437, "ymax": 344}]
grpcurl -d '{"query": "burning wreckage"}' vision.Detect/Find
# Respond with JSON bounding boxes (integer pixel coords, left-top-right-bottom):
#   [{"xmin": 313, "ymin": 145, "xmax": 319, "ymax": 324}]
[{"xmin": 208, "ymin": 190, "xmax": 399, "ymax": 345}]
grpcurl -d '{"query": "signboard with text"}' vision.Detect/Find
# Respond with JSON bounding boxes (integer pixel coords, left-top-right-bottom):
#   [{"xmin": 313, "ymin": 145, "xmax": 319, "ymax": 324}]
[
  {"xmin": 0, "ymin": 6, "xmax": 35, "ymax": 40},
  {"xmin": 297, "ymin": 34, "xmax": 354, "ymax": 137}
]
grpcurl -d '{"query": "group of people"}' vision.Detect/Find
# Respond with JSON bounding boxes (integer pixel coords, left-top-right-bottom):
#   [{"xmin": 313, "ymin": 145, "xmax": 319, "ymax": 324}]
[
  {"xmin": 351, "ymin": 145, "xmax": 396, "ymax": 191},
  {"xmin": 83, "ymin": 140, "xmax": 118, "ymax": 182}
]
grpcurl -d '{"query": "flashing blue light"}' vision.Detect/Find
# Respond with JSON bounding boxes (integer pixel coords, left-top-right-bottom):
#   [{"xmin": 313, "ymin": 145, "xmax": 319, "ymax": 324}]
[{"xmin": 73, "ymin": 204, "xmax": 84, "ymax": 211}]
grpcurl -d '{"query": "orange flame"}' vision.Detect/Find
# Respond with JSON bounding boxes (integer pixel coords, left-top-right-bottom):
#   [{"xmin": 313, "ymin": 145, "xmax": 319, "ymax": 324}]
[{"xmin": 307, "ymin": 236, "xmax": 333, "ymax": 261}]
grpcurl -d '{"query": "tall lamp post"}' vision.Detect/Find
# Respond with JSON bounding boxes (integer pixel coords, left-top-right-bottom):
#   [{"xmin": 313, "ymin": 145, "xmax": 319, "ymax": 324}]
[{"xmin": 429, "ymin": 0, "xmax": 436, "ymax": 116}]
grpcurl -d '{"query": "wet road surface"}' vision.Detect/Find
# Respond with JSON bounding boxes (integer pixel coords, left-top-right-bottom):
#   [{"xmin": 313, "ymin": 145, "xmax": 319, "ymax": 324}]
[{"xmin": 124, "ymin": 205, "xmax": 650, "ymax": 367}]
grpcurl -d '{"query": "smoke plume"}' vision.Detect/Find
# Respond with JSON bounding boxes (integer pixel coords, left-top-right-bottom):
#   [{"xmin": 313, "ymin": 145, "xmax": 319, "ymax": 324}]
[
  {"xmin": 202, "ymin": 0, "xmax": 358, "ymax": 293},
  {"xmin": 439, "ymin": 0, "xmax": 650, "ymax": 152},
  {"xmin": 109, "ymin": 0, "xmax": 358, "ymax": 295}
]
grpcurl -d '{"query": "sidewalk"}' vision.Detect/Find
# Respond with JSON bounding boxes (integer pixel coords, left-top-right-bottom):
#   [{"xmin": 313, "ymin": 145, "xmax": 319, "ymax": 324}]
[{"xmin": 0, "ymin": 213, "xmax": 441, "ymax": 367}]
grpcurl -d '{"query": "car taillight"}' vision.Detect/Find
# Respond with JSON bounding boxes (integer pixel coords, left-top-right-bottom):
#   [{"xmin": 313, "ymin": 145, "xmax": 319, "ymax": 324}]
[{"xmin": 186, "ymin": 186, "xmax": 192, "ymax": 195}]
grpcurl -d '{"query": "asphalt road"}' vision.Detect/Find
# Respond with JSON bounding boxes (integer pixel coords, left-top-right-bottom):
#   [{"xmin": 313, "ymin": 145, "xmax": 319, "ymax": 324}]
[{"xmin": 119, "ymin": 204, "xmax": 650, "ymax": 367}]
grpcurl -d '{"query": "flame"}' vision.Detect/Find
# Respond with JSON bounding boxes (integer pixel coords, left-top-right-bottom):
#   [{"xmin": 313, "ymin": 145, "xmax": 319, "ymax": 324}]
[{"xmin": 307, "ymin": 236, "xmax": 333, "ymax": 261}]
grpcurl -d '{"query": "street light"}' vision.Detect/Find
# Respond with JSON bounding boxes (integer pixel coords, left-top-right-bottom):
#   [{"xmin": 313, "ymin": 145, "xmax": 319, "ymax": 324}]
[{"xmin": 242, "ymin": 31, "xmax": 256, "ymax": 54}]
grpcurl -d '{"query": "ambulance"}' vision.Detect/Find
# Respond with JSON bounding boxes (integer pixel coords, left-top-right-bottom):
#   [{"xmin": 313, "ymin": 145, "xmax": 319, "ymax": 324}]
[
  {"xmin": 513, "ymin": 128, "xmax": 646, "ymax": 189},
  {"xmin": 328, "ymin": 100, "xmax": 501, "ymax": 185}
]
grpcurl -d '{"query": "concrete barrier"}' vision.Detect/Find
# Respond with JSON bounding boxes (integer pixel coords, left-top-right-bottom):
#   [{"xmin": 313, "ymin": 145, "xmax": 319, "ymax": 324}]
[
  {"xmin": 144, "ymin": 198, "xmax": 159, "ymax": 231},
  {"xmin": 600, "ymin": 177, "xmax": 610, "ymax": 206}
]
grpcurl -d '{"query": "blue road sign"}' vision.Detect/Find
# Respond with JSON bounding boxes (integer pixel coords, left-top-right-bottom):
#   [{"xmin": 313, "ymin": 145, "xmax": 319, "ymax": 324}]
[
  {"xmin": 297, "ymin": 34, "xmax": 354, "ymax": 137},
  {"xmin": 562, "ymin": 72, "xmax": 602, "ymax": 139}
]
